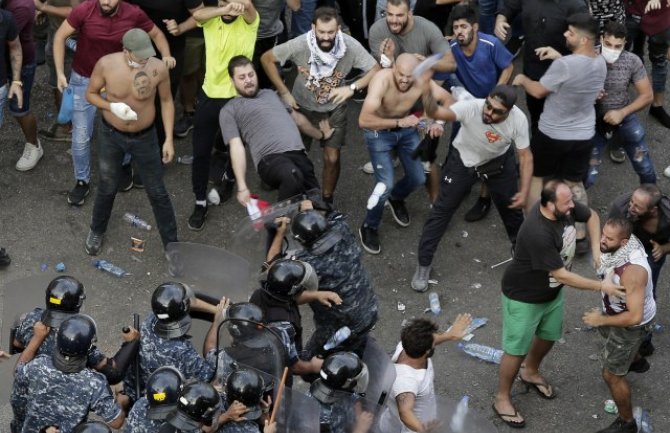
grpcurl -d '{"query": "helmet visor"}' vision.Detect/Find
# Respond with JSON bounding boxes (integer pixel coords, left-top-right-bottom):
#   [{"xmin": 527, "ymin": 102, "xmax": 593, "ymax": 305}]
[
  {"xmin": 297, "ymin": 262, "xmax": 319, "ymax": 293},
  {"xmin": 153, "ymin": 315, "xmax": 192, "ymax": 339}
]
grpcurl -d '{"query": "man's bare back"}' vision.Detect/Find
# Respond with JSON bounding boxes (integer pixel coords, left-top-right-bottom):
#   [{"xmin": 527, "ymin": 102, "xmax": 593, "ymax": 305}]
[{"xmin": 92, "ymin": 53, "xmax": 168, "ymax": 132}]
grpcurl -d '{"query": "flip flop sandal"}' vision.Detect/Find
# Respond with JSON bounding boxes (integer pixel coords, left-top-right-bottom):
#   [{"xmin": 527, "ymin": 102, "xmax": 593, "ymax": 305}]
[
  {"xmin": 519, "ymin": 377, "xmax": 557, "ymax": 399},
  {"xmin": 492, "ymin": 403, "xmax": 526, "ymax": 429}
]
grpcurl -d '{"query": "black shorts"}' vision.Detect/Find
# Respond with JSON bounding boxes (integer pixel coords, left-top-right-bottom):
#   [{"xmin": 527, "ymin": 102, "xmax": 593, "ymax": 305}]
[{"xmin": 531, "ymin": 129, "xmax": 592, "ymax": 181}]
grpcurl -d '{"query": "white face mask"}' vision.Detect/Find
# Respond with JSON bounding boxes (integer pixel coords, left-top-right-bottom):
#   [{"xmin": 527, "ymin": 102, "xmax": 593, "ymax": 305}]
[
  {"xmin": 127, "ymin": 59, "xmax": 144, "ymax": 69},
  {"xmin": 601, "ymin": 45, "xmax": 623, "ymax": 64}
]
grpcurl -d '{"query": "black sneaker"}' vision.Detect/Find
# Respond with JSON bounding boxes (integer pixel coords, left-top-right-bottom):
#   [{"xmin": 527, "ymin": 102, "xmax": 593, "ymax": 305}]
[
  {"xmin": 119, "ymin": 164, "xmax": 134, "ymax": 192},
  {"xmin": 596, "ymin": 417, "xmax": 637, "ymax": 433},
  {"xmin": 609, "ymin": 147, "xmax": 626, "ymax": 163},
  {"xmin": 388, "ymin": 199, "xmax": 410, "ymax": 227},
  {"xmin": 359, "ymin": 225, "xmax": 381, "ymax": 254},
  {"xmin": 650, "ymin": 105, "xmax": 670, "ymax": 129},
  {"xmin": 85, "ymin": 230, "xmax": 104, "ymax": 256},
  {"xmin": 0, "ymin": 248, "xmax": 11, "ymax": 268},
  {"xmin": 67, "ymin": 180, "xmax": 90, "ymax": 206},
  {"xmin": 188, "ymin": 204, "xmax": 208, "ymax": 231},
  {"xmin": 628, "ymin": 357, "xmax": 650, "ymax": 373},
  {"xmin": 174, "ymin": 112, "xmax": 195, "ymax": 138},
  {"xmin": 133, "ymin": 172, "xmax": 144, "ymax": 189},
  {"xmin": 218, "ymin": 180, "xmax": 235, "ymax": 204},
  {"xmin": 464, "ymin": 196, "xmax": 492, "ymax": 222}
]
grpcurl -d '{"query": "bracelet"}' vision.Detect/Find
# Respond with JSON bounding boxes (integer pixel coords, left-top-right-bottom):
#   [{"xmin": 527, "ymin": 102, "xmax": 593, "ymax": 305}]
[{"xmin": 11, "ymin": 80, "xmax": 22, "ymax": 87}]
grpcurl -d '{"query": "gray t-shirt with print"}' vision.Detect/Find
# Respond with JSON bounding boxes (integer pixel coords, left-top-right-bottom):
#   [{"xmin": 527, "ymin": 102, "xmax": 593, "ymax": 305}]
[
  {"xmin": 538, "ymin": 54, "xmax": 607, "ymax": 140},
  {"xmin": 599, "ymin": 50, "xmax": 647, "ymax": 113},
  {"xmin": 272, "ymin": 32, "xmax": 378, "ymax": 112},
  {"xmin": 368, "ymin": 16, "xmax": 450, "ymax": 60},
  {"xmin": 219, "ymin": 89, "xmax": 305, "ymax": 169}
]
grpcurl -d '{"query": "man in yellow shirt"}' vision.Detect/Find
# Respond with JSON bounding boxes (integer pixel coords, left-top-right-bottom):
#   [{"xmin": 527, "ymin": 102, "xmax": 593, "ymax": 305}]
[{"xmin": 188, "ymin": 0, "xmax": 259, "ymax": 231}]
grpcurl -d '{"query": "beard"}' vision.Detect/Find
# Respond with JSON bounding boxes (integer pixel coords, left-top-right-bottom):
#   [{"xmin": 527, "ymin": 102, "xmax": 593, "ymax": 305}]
[
  {"xmin": 388, "ymin": 18, "xmax": 408, "ymax": 35},
  {"xmin": 565, "ymin": 39, "xmax": 577, "ymax": 52},
  {"xmin": 316, "ymin": 37, "xmax": 334, "ymax": 52},
  {"xmin": 553, "ymin": 208, "xmax": 570, "ymax": 222},
  {"xmin": 221, "ymin": 15, "xmax": 237, "ymax": 24},
  {"xmin": 100, "ymin": 4, "xmax": 118, "ymax": 16},
  {"xmin": 238, "ymin": 85, "xmax": 258, "ymax": 98},
  {"xmin": 456, "ymin": 31, "xmax": 474, "ymax": 47}
]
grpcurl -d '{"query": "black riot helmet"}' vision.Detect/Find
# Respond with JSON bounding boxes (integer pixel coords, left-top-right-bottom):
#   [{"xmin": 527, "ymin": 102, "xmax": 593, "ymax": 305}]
[
  {"xmin": 226, "ymin": 368, "xmax": 265, "ymax": 420},
  {"xmin": 53, "ymin": 314, "xmax": 97, "ymax": 373},
  {"xmin": 151, "ymin": 282, "xmax": 192, "ymax": 339},
  {"xmin": 42, "ymin": 275, "xmax": 86, "ymax": 327},
  {"xmin": 72, "ymin": 421, "xmax": 111, "ymax": 433},
  {"xmin": 225, "ymin": 302, "xmax": 264, "ymax": 339},
  {"xmin": 146, "ymin": 366, "xmax": 185, "ymax": 420},
  {"xmin": 310, "ymin": 352, "xmax": 369, "ymax": 404},
  {"xmin": 291, "ymin": 210, "xmax": 328, "ymax": 246},
  {"xmin": 166, "ymin": 381, "xmax": 221, "ymax": 431},
  {"xmin": 265, "ymin": 259, "xmax": 319, "ymax": 299}
]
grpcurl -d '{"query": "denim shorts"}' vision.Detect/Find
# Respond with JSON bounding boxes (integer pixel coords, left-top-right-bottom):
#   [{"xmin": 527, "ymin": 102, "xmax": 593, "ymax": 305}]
[{"xmin": 8, "ymin": 63, "xmax": 37, "ymax": 116}]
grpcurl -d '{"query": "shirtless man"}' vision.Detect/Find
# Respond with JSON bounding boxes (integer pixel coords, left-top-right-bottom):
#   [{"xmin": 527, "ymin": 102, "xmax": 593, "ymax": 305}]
[
  {"xmin": 83, "ymin": 28, "xmax": 178, "ymax": 255},
  {"xmin": 358, "ymin": 53, "xmax": 448, "ymax": 254}
]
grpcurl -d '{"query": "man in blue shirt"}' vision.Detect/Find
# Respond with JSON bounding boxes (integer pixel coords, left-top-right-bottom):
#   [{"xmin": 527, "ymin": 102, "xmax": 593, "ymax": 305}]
[{"xmin": 439, "ymin": 4, "xmax": 514, "ymax": 222}]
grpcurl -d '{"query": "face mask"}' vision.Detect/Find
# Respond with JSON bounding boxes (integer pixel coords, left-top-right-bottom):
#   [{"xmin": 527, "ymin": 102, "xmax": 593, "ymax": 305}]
[{"xmin": 601, "ymin": 45, "xmax": 622, "ymax": 64}]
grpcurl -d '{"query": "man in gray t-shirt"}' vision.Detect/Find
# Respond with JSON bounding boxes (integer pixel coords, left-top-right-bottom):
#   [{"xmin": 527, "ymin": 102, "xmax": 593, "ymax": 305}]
[
  {"xmin": 261, "ymin": 7, "xmax": 380, "ymax": 204},
  {"xmin": 220, "ymin": 56, "xmax": 334, "ymax": 205},
  {"xmin": 513, "ymin": 13, "xmax": 606, "ymax": 248}
]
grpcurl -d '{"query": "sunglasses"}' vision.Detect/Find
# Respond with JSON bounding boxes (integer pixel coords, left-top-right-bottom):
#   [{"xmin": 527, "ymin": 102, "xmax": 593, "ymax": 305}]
[{"xmin": 484, "ymin": 99, "xmax": 508, "ymax": 116}]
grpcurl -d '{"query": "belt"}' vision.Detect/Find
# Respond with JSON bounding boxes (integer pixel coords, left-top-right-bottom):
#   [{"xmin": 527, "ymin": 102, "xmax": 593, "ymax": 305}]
[{"xmin": 101, "ymin": 116, "xmax": 154, "ymax": 137}]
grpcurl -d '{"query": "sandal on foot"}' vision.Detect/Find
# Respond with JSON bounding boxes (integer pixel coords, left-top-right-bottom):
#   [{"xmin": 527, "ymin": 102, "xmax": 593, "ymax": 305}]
[
  {"xmin": 492, "ymin": 404, "xmax": 526, "ymax": 429},
  {"xmin": 519, "ymin": 377, "xmax": 556, "ymax": 399}
]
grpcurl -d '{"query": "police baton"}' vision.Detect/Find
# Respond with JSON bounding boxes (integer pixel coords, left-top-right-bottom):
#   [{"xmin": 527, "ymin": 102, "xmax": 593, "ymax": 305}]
[
  {"xmin": 133, "ymin": 313, "xmax": 140, "ymax": 399},
  {"xmin": 269, "ymin": 367, "xmax": 289, "ymax": 424}
]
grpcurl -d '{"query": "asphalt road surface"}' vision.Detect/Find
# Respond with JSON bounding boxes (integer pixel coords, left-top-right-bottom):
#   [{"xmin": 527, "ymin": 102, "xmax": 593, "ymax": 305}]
[{"xmin": 0, "ymin": 61, "xmax": 668, "ymax": 433}]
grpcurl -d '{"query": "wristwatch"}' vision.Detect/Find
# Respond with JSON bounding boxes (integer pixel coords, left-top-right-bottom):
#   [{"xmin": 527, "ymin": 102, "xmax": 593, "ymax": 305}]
[{"xmin": 349, "ymin": 83, "xmax": 358, "ymax": 92}]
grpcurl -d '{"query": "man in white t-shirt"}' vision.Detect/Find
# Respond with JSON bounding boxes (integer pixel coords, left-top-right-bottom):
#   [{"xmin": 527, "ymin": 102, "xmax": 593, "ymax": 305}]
[
  {"xmin": 411, "ymin": 83, "xmax": 532, "ymax": 292},
  {"xmin": 391, "ymin": 316, "xmax": 471, "ymax": 432}
]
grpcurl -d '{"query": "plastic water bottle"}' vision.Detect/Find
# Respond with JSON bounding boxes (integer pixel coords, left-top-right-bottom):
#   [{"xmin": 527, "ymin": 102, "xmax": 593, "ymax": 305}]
[
  {"xmin": 458, "ymin": 342, "xmax": 503, "ymax": 364},
  {"xmin": 450, "ymin": 86, "xmax": 475, "ymax": 101},
  {"xmin": 428, "ymin": 292, "xmax": 441, "ymax": 315},
  {"xmin": 450, "ymin": 395, "xmax": 469, "ymax": 433},
  {"xmin": 123, "ymin": 213, "xmax": 152, "ymax": 231},
  {"xmin": 323, "ymin": 326, "xmax": 352, "ymax": 350},
  {"xmin": 65, "ymin": 36, "xmax": 77, "ymax": 52},
  {"xmin": 367, "ymin": 183, "xmax": 387, "ymax": 210},
  {"xmin": 94, "ymin": 260, "xmax": 129, "ymax": 277},
  {"xmin": 177, "ymin": 155, "xmax": 193, "ymax": 164},
  {"xmin": 633, "ymin": 406, "xmax": 653, "ymax": 433},
  {"xmin": 463, "ymin": 317, "xmax": 489, "ymax": 335}
]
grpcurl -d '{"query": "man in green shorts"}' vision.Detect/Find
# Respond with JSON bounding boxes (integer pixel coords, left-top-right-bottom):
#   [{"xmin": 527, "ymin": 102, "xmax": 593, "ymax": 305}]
[{"xmin": 494, "ymin": 179, "xmax": 625, "ymax": 428}]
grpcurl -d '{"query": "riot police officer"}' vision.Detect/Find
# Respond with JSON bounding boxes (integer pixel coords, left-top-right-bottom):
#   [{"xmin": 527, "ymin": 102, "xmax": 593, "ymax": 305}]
[
  {"xmin": 165, "ymin": 380, "xmax": 222, "ymax": 431},
  {"xmin": 310, "ymin": 352, "xmax": 373, "ymax": 433},
  {"xmin": 124, "ymin": 282, "xmax": 219, "ymax": 402},
  {"xmin": 290, "ymin": 205, "xmax": 379, "ymax": 358},
  {"xmin": 125, "ymin": 366, "xmax": 185, "ymax": 432},
  {"xmin": 217, "ymin": 369, "xmax": 268, "ymax": 433},
  {"xmin": 250, "ymin": 259, "xmax": 325, "ymax": 376},
  {"xmin": 74, "ymin": 421, "xmax": 112, "ymax": 433},
  {"xmin": 13, "ymin": 315, "xmax": 126, "ymax": 432}
]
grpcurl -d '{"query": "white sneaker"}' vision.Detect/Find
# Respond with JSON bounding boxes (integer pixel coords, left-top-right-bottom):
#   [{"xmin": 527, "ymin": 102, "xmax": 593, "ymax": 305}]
[
  {"xmin": 15, "ymin": 141, "xmax": 44, "ymax": 171},
  {"xmin": 664, "ymin": 166, "xmax": 670, "ymax": 178}
]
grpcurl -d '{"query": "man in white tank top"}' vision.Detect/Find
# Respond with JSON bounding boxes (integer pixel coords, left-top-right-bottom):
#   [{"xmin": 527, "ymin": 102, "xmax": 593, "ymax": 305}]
[{"xmin": 583, "ymin": 216, "xmax": 656, "ymax": 433}]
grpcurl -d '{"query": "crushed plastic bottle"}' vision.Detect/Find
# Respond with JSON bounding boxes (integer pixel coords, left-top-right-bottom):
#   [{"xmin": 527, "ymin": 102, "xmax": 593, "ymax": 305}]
[
  {"xmin": 65, "ymin": 36, "xmax": 77, "ymax": 52},
  {"xmin": 367, "ymin": 182, "xmax": 387, "ymax": 210},
  {"xmin": 123, "ymin": 213, "xmax": 152, "ymax": 231},
  {"xmin": 177, "ymin": 155, "xmax": 194, "ymax": 164},
  {"xmin": 652, "ymin": 324, "xmax": 663, "ymax": 333},
  {"xmin": 633, "ymin": 406, "xmax": 653, "ymax": 433},
  {"xmin": 428, "ymin": 292, "xmax": 441, "ymax": 315},
  {"xmin": 463, "ymin": 317, "xmax": 489, "ymax": 335},
  {"xmin": 458, "ymin": 342, "xmax": 503, "ymax": 364},
  {"xmin": 94, "ymin": 259, "xmax": 129, "ymax": 277},
  {"xmin": 450, "ymin": 395, "xmax": 469, "ymax": 433},
  {"xmin": 323, "ymin": 326, "xmax": 352, "ymax": 350}
]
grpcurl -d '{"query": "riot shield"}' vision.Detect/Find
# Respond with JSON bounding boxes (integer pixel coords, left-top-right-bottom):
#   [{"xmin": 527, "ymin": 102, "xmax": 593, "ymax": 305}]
[
  {"xmin": 213, "ymin": 319, "xmax": 287, "ymax": 394},
  {"xmin": 316, "ymin": 391, "xmax": 403, "ymax": 433},
  {"xmin": 165, "ymin": 242, "xmax": 250, "ymax": 303},
  {"xmin": 229, "ymin": 196, "xmax": 304, "ymax": 269},
  {"xmin": 362, "ymin": 337, "xmax": 396, "ymax": 406},
  {"xmin": 389, "ymin": 394, "xmax": 498, "ymax": 433},
  {"xmin": 0, "ymin": 274, "xmax": 78, "ymax": 405},
  {"xmin": 272, "ymin": 387, "xmax": 321, "ymax": 433}
]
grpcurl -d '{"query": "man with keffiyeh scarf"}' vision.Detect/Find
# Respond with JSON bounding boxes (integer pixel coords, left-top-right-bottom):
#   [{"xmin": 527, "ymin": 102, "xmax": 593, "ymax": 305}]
[
  {"xmin": 261, "ymin": 7, "xmax": 379, "ymax": 205},
  {"xmin": 583, "ymin": 216, "xmax": 656, "ymax": 433}
]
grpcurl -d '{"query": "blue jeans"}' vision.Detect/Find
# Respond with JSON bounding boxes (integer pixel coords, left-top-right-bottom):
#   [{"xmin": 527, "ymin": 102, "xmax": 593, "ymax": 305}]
[
  {"xmin": 626, "ymin": 17, "xmax": 668, "ymax": 93},
  {"xmin": 0, "ymin": 83, "xmax": 7, "ymax": 127},
  {"xmin": 478, "ymin": 0, "xmax": 497, "ymax": 35},
  {"xmin": 91, "ymin": 118, "xmax": 178, "ymax": 247},
  {"xmin": 363, "ymin": 128, "xmax": 425, "ymax": 229},
  {"xmin": 291, "ymin": 0, "xmax": 316, "ymax": 38},
  {"xmin": 70, "ymin": 71, "xmax": 96, "ymax": 182},
  {"xmin": 585, "ymin": 114, "xmax": 656, "ymax": 189}
]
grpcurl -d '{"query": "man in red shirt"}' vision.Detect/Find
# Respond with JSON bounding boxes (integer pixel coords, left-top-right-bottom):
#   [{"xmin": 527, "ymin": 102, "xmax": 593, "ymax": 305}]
[{"xmin": 53, "ymin": 0, "xmax": 174, "ymax": 206}]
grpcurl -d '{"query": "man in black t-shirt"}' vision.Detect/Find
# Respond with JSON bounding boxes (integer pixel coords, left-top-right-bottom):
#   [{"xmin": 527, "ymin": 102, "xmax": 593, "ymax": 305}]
[{"xmin": 493, "ymin": 180, "xmax": 625, "ymax": 428}]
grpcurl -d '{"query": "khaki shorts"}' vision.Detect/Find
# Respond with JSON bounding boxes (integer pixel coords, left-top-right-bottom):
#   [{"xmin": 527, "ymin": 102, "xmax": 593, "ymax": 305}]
[
  {"xmin": 299, "ymin": 103, "xmax": 348, "ymax": 150},
  {"xmin": 182, "ymin": 36, "xmax": 205, "ymax": 77},
  {"xmin": 502, "ymin": 292, "xmax": 564, "ymax": 356},
  {"xmin": 598, "ymin": 322, "xmax": 653, "ymax": 376}
]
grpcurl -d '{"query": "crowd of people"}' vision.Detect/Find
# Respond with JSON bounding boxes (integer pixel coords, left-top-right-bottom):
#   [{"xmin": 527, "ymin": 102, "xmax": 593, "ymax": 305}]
[{"xmin": 0, "ymin": 0, "xmax": 669, "ymax": 431}]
